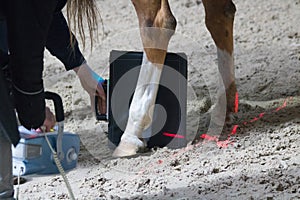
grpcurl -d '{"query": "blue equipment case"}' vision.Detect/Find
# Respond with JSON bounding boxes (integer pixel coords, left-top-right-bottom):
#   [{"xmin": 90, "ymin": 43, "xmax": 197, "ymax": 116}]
[
  {"xmin": 12, "ymin": 129, "xmax": 80, "ymax": 176},
  {"xmin": 11, "ymin": 92, "xmax": 80, "ymax": 176}
]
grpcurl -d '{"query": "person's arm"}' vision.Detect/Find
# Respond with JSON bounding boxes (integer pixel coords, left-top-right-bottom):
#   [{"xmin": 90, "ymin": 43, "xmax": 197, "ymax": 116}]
[
  {"xmin": 5, "ymin": 0, "xmax": 57, "ymax": 130},
  {"xmin": 46, "ymin": 11, "xmax": 106, "ymax": 114},
  {"xmin": 46, "ymin": 11, "xmax": 85, "ymax": 71},
  {"xmin": 73, "ymin": 63, "xmax": 106, "ymax": 114}
]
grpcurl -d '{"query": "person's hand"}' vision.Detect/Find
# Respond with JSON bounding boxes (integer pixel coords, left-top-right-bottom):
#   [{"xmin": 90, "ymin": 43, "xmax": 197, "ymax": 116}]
[
  {"xmin": 73, "ymin": 63, "xmax": 106, "ymax": 114},
  {"xmin": 42, "ymin": 107, "xmax": 56, "ymax": 132}
]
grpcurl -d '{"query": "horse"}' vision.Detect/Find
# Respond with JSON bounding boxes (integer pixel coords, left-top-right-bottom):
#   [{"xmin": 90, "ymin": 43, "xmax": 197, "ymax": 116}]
[{"xmin": 112, "ymin": 0, "xmax": 237, "ymax": 157}]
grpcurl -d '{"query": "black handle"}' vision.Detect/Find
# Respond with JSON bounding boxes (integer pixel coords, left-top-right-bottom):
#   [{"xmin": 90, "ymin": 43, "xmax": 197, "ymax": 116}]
[
  {"xmin": 45, "ymin": 91, "xmax": 64, "ymax": 123},
  {"xmin": 95, "ymin": 79, "xmax": 108, "ymax": 121}
]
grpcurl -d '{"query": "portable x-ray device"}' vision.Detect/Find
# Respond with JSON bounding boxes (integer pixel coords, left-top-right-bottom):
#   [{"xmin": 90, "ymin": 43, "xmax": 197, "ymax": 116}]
[{"xmin": 12, "ymin": 92, "xmax": 80, "ymax": 176}]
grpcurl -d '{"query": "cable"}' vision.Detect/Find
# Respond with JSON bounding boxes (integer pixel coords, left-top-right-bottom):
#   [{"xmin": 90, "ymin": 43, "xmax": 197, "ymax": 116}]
[
  {"xmin": 44, "ymin": 134, "xmax": 76, "ymax": 200},
  {"xmin": 15, "ymin": 167, "xmax": 23, "ymax": 200}
]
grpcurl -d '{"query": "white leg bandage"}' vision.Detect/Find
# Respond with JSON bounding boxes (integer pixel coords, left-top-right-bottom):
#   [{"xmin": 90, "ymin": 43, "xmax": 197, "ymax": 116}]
[
  {"xmin": 217, "ymin": 48, "xmax": 234, "ymax": 90},
  {"xmin": 210, "ymin": 48, "xmax": 235, "ymax": 127},
  {"xmin": 120, "ymin": 53, "xmax": 163, "ymax": 145}
]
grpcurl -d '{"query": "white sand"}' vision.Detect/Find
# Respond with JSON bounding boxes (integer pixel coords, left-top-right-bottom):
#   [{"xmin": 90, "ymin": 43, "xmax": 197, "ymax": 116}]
[{"xmin": 18, "ymin": 0, "xmax": 299, "ymax": 199}]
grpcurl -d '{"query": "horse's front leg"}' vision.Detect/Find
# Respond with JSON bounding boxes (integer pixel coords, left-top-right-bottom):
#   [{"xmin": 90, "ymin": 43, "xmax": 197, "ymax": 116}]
[{"xmin": 113, "ymin": 0, "xmax": 176, "ymax": 157}]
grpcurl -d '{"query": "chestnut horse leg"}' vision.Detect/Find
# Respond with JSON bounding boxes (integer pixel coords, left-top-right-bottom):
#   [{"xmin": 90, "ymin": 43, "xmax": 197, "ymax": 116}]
[
  {"xmin": 113, "ymin": 0, "xmax": 176, "ymax": 157},
  {"xmin": 193, "ymin": 0, "xmax": 237, "ymax": 143}
]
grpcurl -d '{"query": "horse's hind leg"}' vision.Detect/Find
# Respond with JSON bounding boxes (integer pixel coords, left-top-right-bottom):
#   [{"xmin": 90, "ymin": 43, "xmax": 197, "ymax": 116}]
[
  {"xmin": 205, "ymin": 0, "xmax": 237, "ymax": 115},
  {"xmin": 208, "ymin": 0, "xmax": 237, "ymax": 113},
  {"xmin": 193, "ymin": 0, "xmax": 237, "ymax": 144},
  {"xmin": 113, "ymin": 0, "xmax": 176, "ymax": 157}
]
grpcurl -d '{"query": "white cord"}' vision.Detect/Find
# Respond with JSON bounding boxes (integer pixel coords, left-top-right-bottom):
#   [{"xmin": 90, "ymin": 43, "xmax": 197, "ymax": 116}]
[
  {"xmin": 44, "ymin": 134, "xmax": 76, "ymax": 200},
  {"xmin": 15, "ymin": 168, "xmax": 22, "ymax": 200}
]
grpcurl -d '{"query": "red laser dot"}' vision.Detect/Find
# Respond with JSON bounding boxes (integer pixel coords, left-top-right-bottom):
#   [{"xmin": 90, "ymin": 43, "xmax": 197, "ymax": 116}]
[
  {"xmin": 158, "ymin": 160, "xmax": 163, "ymax": 164},
  {"xmin": 200, "ymin": 134, "xmax": 206, "ymax": 139}
]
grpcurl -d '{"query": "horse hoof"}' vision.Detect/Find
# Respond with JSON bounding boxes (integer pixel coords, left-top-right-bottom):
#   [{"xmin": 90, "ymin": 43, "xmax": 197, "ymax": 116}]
[{"xmin": 112, "ymin": 139, "xmax": 144, "ymax": 158}]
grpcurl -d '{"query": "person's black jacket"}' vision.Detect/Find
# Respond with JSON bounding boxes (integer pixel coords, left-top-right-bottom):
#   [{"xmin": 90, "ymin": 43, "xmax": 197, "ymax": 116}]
[
  {"xmin": 0, "ymin": 0, "xmax": 83, "ymax": 135},
  {"xmin": 0, "ymin": 0, "xmax": 60, "ymax": 130},
  {"xmin": 0, "ymin": 52, "xmax": 19, "ymax": 146}
]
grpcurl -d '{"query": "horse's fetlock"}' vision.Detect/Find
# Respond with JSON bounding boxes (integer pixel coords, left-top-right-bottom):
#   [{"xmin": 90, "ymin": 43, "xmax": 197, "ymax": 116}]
[{"xmin": 224, "ymin": 1, "xmax": 236, "ymax": 19}]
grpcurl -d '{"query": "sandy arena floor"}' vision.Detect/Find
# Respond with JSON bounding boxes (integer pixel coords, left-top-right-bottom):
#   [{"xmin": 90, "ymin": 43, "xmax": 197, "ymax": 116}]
[{"xmin": 18, "ymin": 0, "xmax": 299, "ymax": 199}]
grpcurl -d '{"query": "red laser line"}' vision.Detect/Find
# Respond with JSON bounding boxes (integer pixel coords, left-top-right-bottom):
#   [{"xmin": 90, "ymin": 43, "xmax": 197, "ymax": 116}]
[
  {"xmin": 217, "ymin": 139, "xmax": 233, "ymax": 148},
  {"xmin": 139, "ymin": 97, "xmax": 293, "ymax": 176},
  {"xmin": 274, "ymin": 97, "xmax": 290, "ymax": 112},
  {"xmin": 200, "ymin": 134, "xmax": 218, "ymax": 142},
  {"xmin": 163, "ymin": 132, "xmax": 185, "ymax": 139},
  {"xmin": 231, "ymin": 124, "xmax": 239, "ymax": 135},
  {"xmin": 199, "ymin": 97, "xmax": 292, "ymax": 147},
  {"xmin": 259, "ymin": 112, "xmax": 265, "ymax": 118},
  {"xmin": 234, "ymin": 92, "xmax": 239, "ymax": 113}
]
